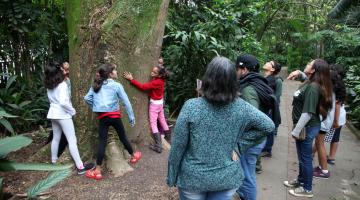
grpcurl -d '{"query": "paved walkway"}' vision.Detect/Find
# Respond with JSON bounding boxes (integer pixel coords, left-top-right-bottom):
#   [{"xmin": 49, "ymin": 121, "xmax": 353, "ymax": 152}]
[{"xmin": 257, "ymin": 80, "xmax": 360, "ymax": 200}]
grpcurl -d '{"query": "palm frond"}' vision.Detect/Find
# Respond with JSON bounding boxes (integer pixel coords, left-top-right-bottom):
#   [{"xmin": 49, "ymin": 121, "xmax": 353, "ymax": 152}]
[
  {"xmin": 328, "ymin": 0, "xmax": 357, "ymax": 19},
  {"xmin": 0, "ymin": 136, "xmax": 32, "ymax": 158},
  {"xmin": 27, "ymin": 169, "xmax": 71, "ymax": 198},
  {"xmin": 345, "ymin": 6, "xmax": 360, "ymax": 25},
  {"xmin": 0, "ymin": 160, "xmax": 72, "ymax": 171}
]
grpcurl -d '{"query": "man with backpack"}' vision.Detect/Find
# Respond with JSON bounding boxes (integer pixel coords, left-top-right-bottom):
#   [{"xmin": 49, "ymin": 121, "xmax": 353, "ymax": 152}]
[{"xmin": 235, "ymin": 54, "xmax": 276, "ymax": 200}]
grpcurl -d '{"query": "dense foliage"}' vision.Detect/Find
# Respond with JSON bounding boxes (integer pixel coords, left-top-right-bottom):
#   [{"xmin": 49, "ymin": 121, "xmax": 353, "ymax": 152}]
[
  {"xmin": 0, "ymin": 0, "xmax": 359, "ymax": 133},
  {"xmin": 0, "ymin": 0, "xmax": 67, "ymax": 135},
  {"xmin": 162, "ymin": 1, "xmax": 262, "ymax": 115}
]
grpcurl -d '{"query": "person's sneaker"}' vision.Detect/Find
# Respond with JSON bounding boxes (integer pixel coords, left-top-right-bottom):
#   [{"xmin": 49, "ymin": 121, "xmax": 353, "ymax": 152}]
[
  {"xmin": 284, "ymin": 179, "xmax": 302, "ymax": 188},
  {"xmin": 256, "ymin": 164, "xmax": 263, "ymax": 174},
  {"xmin": 289, "ymin": 186, "xmax": 314, "ymax": 198},
  {"xmin": 313, "ymin": 170, "xmax": 330, "ymax": 179},
  {"xmin": 256, "ymin": 168, "xmax": 263, "ymax": 174},
  {"xmin": 327, "ymin": 158, "xmax": 335, "ymax": 165},
  {"xmin": 260, "ymin": 151, "xmax": 272, "ymax": 158},
  {"xmin": 313, "ymin": 166, "xmax": 321, "ymax": 173},
  {"xmin": 77, "ymin": 162, "xmax": 95, "ymax": 175}
]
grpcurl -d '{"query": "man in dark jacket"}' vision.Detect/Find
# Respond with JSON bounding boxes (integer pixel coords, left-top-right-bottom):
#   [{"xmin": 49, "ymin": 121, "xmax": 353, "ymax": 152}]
[{"xmin": 236, "ymin": 54, "xmax": 276, "ymax": 200}]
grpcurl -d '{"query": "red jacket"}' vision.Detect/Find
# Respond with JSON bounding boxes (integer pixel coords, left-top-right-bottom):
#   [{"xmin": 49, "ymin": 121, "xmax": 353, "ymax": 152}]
[{"xmin": 130, "ymin": 77, "xmax": 165, "ymax": 100}]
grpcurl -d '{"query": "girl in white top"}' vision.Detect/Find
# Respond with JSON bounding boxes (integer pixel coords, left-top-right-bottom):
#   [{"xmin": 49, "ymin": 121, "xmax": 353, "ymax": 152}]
[
  {"xmin": 45, "ymin": 62, "xmax": 94, "ymax": 174},
  {"xmin": 328, "ymin": 64, "xmax": 347, "ymax": 165}
]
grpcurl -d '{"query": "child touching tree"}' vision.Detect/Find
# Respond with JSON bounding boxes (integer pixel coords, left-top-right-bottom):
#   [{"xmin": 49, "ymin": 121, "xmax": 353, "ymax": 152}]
[
  {"xmin": 84, "ymin": 63, "xmax": 141, "ymax": 180},
  {"xmin": 123, "ymin": 65, "xmax": 171, "ymax": 153}
]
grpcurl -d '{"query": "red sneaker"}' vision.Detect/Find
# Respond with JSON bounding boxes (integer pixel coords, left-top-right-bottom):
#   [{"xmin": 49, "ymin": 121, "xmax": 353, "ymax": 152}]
[
  {"xmin": 130, "ymin": 151, "xmax": 142, "ymax": 164},
  {"xmin": 85, "ymin": 170, "xmax": 103, "ymax": 180}
]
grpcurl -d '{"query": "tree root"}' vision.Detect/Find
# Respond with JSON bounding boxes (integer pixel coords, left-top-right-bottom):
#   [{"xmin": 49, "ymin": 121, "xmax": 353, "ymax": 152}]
[{"xmin": 105, "ymin": 141, "xmax": 134, "ymax": 177}]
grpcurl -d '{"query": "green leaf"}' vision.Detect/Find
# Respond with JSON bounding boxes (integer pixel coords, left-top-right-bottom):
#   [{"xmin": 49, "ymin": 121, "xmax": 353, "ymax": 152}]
[
  {"xmin": 0, "ymin": 110, "xmax": 18, "ymax": 118},
  {"xmin": 0, "ymin": 160, "xmax": 72, "ymax": 171},
  {"xmin": 19, "ymin": 101, "xmax": 31, "ymax": 108},
  {"xmin": 0, "ymin": 118, "xmax": 15, "ymax": 135},
  {"xmin": 0, "ymin": 136, "xmax": 32, "ymax": 158},
  {"xmin": 27, "ymin": 169, "xmax": 71, "ymax": 198},
  {"xmin": 5, "ymin": 75, "xmax": 17, "ymax": 91},
  {"xmin": 6, "ymin": 103, "xmax": 20, "ymax": 110}
]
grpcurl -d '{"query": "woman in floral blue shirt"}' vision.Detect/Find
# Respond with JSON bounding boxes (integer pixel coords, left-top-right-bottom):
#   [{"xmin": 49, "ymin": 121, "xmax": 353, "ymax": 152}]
[{"xmin": 167, "ymin": 56, "xmax": 274, "ymax": 200}]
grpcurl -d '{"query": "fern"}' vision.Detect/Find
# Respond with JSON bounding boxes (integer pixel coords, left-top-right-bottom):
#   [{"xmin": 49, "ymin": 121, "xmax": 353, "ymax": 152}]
[
  {"xmin": 27, "ymin": 169, "xmax": 71, "ymax": 198},
  {"xmin": 0, "ymin": 135, "xmax": 32, "ymax": 158}
]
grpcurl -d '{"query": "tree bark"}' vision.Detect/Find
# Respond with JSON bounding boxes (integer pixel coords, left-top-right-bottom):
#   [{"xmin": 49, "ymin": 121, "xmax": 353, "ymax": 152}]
[{"xmin": 65, "ymin": 0, "xmax": 169, "ymax": 176}]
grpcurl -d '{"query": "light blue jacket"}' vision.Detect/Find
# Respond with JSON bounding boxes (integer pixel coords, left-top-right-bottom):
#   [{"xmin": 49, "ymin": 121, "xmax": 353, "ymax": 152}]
[{"xmin": 84, "ymin": 79, "xmax": 135, "ymax": 125}]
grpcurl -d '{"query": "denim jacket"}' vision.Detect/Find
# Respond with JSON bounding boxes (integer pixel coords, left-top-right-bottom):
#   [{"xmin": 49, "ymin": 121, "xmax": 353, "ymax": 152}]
[{"xmin": 84, "ymin": 79, "xmax": 135, "ymax": 125}]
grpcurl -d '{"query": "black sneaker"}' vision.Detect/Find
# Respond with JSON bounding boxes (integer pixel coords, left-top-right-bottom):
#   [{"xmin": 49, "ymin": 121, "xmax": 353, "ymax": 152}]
[{"xmin": 78, "ymin": 162, "xmax": 95, "ymax": 175}]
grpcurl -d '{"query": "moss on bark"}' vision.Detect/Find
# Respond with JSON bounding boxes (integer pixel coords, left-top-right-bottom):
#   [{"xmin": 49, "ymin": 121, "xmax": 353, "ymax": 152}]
[{"xmin": 65, "ymin": 0, "xmax": 169, "ymax": 176}]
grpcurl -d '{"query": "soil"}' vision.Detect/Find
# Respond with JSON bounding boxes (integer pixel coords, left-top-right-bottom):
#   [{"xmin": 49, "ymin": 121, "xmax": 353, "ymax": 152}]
[{"xmin": 1, "ymin": 132, "xmax": 178, "ymax": 200}]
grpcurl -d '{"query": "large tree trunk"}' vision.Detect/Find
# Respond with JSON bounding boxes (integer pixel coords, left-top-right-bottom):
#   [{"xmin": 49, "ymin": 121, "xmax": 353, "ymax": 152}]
[{"xmin": 65, "ymin": 0, "xmax": 169, "ymax": 176}]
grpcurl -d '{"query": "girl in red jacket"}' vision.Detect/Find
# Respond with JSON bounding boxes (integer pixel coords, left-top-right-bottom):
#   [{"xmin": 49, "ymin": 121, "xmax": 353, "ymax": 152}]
[{"xmin": 123, "ymin": 65, "xmax": 171, "ymax": 153}]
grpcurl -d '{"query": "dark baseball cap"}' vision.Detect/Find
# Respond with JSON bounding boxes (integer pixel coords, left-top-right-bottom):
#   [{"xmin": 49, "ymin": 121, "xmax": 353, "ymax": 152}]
[{"xmin": 236, "ymin": 54, "xmax": 260, "ymax": 72}]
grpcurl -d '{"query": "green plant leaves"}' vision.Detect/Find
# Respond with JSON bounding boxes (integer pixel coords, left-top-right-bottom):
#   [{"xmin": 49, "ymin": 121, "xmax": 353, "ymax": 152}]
[
  {"xmin": 0, "ymin": 160, "xmax": 72, "ymax": 171},
  {"xmin": 0, "ymin": 135, "xmax": 32, "ymax": 158},
  {"xmin": 0, "ymin": 118, "xmax": 15, "ymax": 135},
  {"xmin": 5, "ymin": 75, "xmax": 17, "ymax": 91},
  {"xmin": 26, "ymin": 169, "xmax": 71, "ymax": 198}
]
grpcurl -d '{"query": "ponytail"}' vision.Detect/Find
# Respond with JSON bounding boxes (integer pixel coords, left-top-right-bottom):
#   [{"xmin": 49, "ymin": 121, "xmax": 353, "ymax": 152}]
[{"xmin": 93, "ymin": 63, "xmax": 115, "ymax": 93}]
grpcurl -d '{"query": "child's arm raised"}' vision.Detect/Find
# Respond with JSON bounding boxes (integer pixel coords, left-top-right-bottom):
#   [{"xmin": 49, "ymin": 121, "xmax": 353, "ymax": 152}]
[{"xmin": 123, "ymin": 71, "xmax": 160, "ymax": 91}]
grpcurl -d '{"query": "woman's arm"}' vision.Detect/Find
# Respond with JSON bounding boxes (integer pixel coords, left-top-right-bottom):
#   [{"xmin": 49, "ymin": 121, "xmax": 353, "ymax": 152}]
[
  {"xmin": 332, "ymin": 101, "xmax": 341, "ymax": 128},
  {"xmin": 167, "ymin": 101, "xmax": 191, "ymax": 187},
  {"xmin": 238, "ymin": 103, "xmax": 275, "ymax": 154},
  {"xmin": 291, "ymin": 113, "xmax": 311, "ymax": 138}
]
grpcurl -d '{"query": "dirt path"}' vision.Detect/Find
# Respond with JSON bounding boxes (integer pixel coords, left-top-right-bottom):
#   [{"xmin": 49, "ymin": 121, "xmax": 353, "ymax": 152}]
[{"xmin": 49, "ymin": 144, "xmax": 177, "ymax": 200}]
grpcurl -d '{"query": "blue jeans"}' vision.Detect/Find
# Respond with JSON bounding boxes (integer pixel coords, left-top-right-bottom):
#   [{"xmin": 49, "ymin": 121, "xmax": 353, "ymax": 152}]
[
  {"xmin": 262, "ymin": 127, "xmax": 277, "ymax": 153},
  {"xmin": 296, "ymin": 125, "xmax": 320, "ymax": 191},
  {"xmin": 178, "ymin": 188, "xmax": 237, "ymax": 200},
  {"xmin": 237, "ymin": 140, "xmax": 266, "ymax": 200}
]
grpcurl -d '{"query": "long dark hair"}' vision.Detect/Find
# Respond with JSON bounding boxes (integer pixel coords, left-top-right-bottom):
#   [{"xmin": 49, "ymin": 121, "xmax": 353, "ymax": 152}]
[
  {"xmin": 155, "ymin": 65, "xmax": 170, "ymax": 79},
  {"xmin": 330, "ymin": 64, "xmax": 345, "ymax": 79},
  {"xmin": 93, "ymin": 63, "xmax": 115, "ymax": 93},
  {"xmin": 308, "ymin": 59, "xmax": 333, "ymax": 119},
  {"xmin": 44, "ymin": 62, "xmax": 65, "ymax": 89},
  {"xmin": 330, "ymin": 69, "xmax": 346, "ymax": 104},
  {"xmin": 200, "ymin": 56, "xmax": 238, "ymax": 105}
]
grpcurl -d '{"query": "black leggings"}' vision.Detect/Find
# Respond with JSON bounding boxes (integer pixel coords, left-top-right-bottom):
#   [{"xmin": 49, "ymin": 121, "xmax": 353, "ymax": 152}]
[{"xmin": 97, "ymin": 117, "xmax": 134, "ymax": 165}]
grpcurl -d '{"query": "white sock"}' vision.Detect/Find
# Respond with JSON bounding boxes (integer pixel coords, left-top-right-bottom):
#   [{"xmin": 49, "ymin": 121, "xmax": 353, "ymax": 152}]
[{"xmin": 322, "ymin": 169, "xmax": 329, "ymax": 173}]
